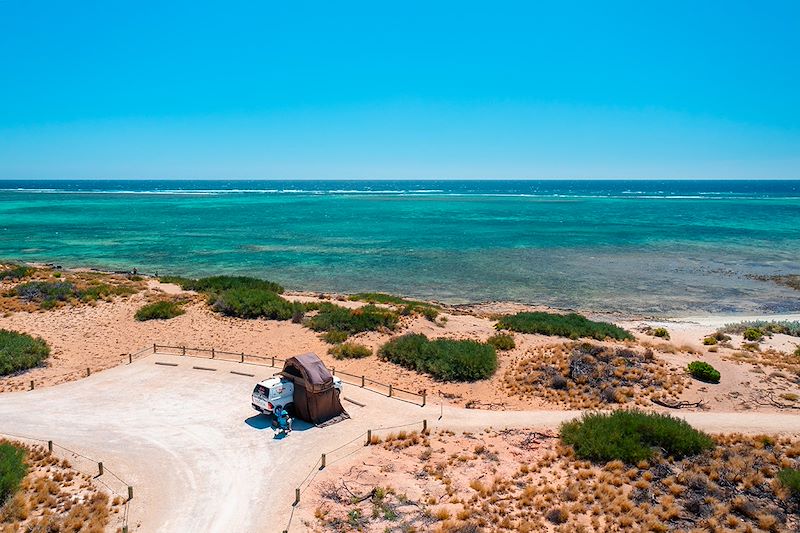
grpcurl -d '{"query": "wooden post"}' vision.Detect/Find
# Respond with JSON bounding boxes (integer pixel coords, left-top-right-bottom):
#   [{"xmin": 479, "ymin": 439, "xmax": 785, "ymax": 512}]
[
  {"xmin": 361, "ymin": 375, "xmax": 365, "ymax": 387},
  {"xmin": 128, "ymin": 353, "xmax": 132, "ymax": 364},
  {"xmin": 388, "ymin": 384, "xmax": 393, "ymax": 397},
  {"xmin": 153, "ymin": 343, "xmax": 156, "ymax": 353},
  {"xmin": 30, "ymin": 380, "xmax": 34, "ymax": 391},
  {"xmin": 332, "ymin": 367, "xmax": 335, "ymax": 376},
  {"xmin": 241, "ymin": 352, "xmax": 244, "ymax": 363},
  {"xmin": 294, "ymin": 488, "xmax": 300, "ymax": 505},
  {"xmin": 86, "ymin": 367, "xmax": 91, "ymax": 377},
  {"xmin": 321, "ymin": 453, "xmax": 326, "ymax": 469},
  {"xmin": 211, "ymin": 347, "xmax": 215, "ymax": 359},
  {"xmin": 366, "ymin": 429, "xmax": 372, "ymax": 445},
  {"xmin": 271, "ymin": 356, "xmax": 275, "ymax": 367},
  {"xmin": 48, "ymin": 440, "xmax": 53, "ymax": 453},
  {"xmin": 422, "ymin": 389, "xmax": 427, "ymax": 407},
  {"xmin": 182, "ymin": 346, "xmax": 186, "ymax": 356},
  {"xmin": 98, "ymin": 462, "xmax": 104, "ymax": 476},
  {"xmin": 423, "ymin": 419, "xmax": 428, "ymax": 432},
  {"xmin": 128, "ymin": 486, "xmax": 134, "ymax": 501}
]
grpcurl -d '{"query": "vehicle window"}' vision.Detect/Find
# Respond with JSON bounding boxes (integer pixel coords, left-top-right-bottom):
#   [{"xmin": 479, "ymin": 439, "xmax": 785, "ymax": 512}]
[{"xmin": 255, "ymin": 385, "xmax": 269, "ymax": 396}]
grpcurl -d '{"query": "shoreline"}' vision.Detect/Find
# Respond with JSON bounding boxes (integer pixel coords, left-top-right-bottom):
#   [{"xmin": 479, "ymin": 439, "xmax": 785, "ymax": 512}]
[
  {"xmin": 2, "ymin": 259, "xmax": 799, "ymax": 415},
  {"xmin": 19, "ymin": 259, "xmax": 800, "ymax": 324}
]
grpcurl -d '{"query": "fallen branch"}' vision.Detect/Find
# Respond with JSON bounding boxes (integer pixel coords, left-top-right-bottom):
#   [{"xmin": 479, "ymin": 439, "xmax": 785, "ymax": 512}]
[
  {"xmin": 750, "ymin": 391, "xmax": 800, "ymax": 410},
  {"xmin": 651, "ymin": 397, "xmax": 706, "ymax": 409},
  {"xmin": 464, "ymin": 399, "xmax": 507, "ymax": 410}
]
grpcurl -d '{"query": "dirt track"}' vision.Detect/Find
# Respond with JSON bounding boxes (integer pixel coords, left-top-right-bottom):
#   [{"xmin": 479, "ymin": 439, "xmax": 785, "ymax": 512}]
[{"xmin": 0, "ymin": 353, "xmax": 798, "ymax": 532}]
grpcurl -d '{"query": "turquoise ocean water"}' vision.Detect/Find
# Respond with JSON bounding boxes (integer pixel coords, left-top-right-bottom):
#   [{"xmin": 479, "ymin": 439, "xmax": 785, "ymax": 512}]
[{"xmin": 1, "ymin": 180, "xmax": 799, "ymax": 316}]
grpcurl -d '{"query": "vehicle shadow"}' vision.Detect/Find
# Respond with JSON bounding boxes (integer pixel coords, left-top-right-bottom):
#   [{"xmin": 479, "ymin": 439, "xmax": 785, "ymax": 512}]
[{"xmin": 244, "ymin": 414, "xmax": 315, "ymax": 433}]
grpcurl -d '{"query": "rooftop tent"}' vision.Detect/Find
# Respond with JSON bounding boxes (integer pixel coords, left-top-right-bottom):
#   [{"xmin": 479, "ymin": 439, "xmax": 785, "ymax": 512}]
[{"xmin": 280, "ymin": 353, "xmax": 348, "ymax": 425}]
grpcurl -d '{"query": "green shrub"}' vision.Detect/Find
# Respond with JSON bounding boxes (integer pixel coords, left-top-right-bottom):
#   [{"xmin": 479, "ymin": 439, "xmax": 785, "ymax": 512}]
[
  {"xmin": 10, "ymin": 281, "xmax": 135, "ymax": 307},
  {"xmin": 12, "ymin": 281, "xmax": 78, "ymax": 304},
  {"xmin": 651, "ymin": 327, "xmax": 670, "ymax": 339},
  {"xmin": 309, "ymin": 303, "xmax": 398, "ymax": 335},
  {"xmin": 0, "ymin": 330, "xmax": 50, "ymax": 376},
  {"xmin": 687, "ymin": 360, "xmax": 721, "ymax": 383},
  {"xmin": 486, "ymin": 333, "xmax": 515, "ymax": 351},
  {"xmin": 795, "ymin": 346, "xmax": 800, "ymax": 357},
  {"xmin": 135, "ymin": 301, "xmax": 185, "ymax": 321},
  {"xmin": 349, "ymin": 293, "xmax": 440, "ymax": 321},
  {"xmin": 496, "ymin": 312, "xmax": 633, "ymax": 341},
  {"xmin": 321, "ymin": 330, "xmax": 350, "ymax": 344},
  {"xmin": 166, "ymin": 275, "xmax": 284, "ymax": 295},
  {"xmin": 404, "ymin": 304, "xmax": 439, "ymax": 321},
  {"xmin": 328, "ymin": 342, "xmax": 372, "ymax": 360},
  {"xmin": 0, "ymin": 265, "xmax": 35, "ymax": 280},
  {"xmin": 778, "ymin": 468, "xmax": 800, "ymax": 495},
  {"xmin": 210, "ymin": 287, "xmax": 294, "ymax": 320},
  {"xmin": 158, "ymin": 275, "xmax": 194, "ymax": 287},
  {"xmin": 718, "ymin": 321, "xmax": 800, "ymax": 338},
  {"xmin": 0, "ymin": 442, "xmax": 27, "ymax": 506},
  {"xmin": 559, "ymin": 409, "xmax": 714, "ymax": 463},
  {"xmin": 379, "ymin": 333, "xmax": 497, "ymax": 382},
  {"xmin": 743, "ymin": 328, "xmax": 764, "ymax": 341},
  {"xmin": 703, "ymin": 336, "xmax": 718, "ymax": 345},
  {"xmin": 78, "ymin": 283, "xmax": 136, "ymax": 302}
]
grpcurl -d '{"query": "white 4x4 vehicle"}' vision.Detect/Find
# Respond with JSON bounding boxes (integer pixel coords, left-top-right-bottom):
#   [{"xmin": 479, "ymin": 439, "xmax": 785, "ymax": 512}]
[{"xmin": 251, "ymin": 375, "xmax": 343, "ymax": 415}]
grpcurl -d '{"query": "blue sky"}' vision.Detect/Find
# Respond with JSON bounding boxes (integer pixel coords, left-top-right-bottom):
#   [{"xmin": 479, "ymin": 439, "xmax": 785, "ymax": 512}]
[{"xmin": 1, "ymin": 1, "xmax": 798, "ymax": 179}]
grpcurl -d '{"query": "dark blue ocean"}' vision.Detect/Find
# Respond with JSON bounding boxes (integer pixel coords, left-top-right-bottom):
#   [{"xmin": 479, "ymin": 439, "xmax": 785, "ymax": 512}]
[{"xmin": 2, "ymin": 180, "xmax": 799, "ymax": 316}]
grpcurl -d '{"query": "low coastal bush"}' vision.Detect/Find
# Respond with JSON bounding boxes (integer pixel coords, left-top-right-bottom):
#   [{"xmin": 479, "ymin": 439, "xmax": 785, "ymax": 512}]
[
  {"xmin": 210, "ymin": 287, "xmax": 296, "ymax": 320},
  {"xmin": 687, "ymin": 360, "xmax": 721, "ymax": 383},
  {"xmin": 560, "ymin": 409, "xmax": 714, "ymax": 463},
  {"xmin": 0, "ymin": 442, "xmax": 27, "ymax": 506},
  {"xmin": 161, "ymin": 275, "xmax": 284, "ymax": 295},
  {"xmin": 0, "ymin": 330, "xmax": 50, "ymax": 375},
  {"xmin": 778, "ymin": 468, "xmax": 800, "ymax": 495},
  {"xmin": 349, "ymin": 292, "xmax": 423, "ymax": 306},
  {"xmin": 379, "ymin": 333, "xmax": 497, "ymax": 381},
  {"xmin": 309, "ymin": 303, "xmax": 398, "ymax": 336},
  {"xmin": 328, "ymin": 342, "xmax": 372, "ymax": 360},
  {"xmin": 703, "ymin": 336, "xmax": 718, "ymax": 345},
  {"xmin": 651, "ymin": 327, "xmax": 670, "ymax": 339},
  {"xmin": 718, "ymin": 320, "xmax": 800, "ymax": 338},
  {"xmin": 134, "ymin": 301, "xmax": 185, "ymax": 321},
  {"xmin": 402, "ymin": 304, "xmax": 439, "ymax": 321},
  {"xmin": 496, "ymin": 311, "xmax": 633, "ymax": 341},
  {"xmin": 321, "ymin": 330, "xmax": 349, "ymax": 344},
  {"xmin": 486, "ymin": 333, "xmax": 515, "ymax": 351},
  {"xmin": 795, "ymin": 346, "xmax": 800, "ymax": 357},
  {"xmin": 12, "ymin": 281, "xmax": 77, "ymax": 307},
  {"xmin": 349, "ymin": 293, "xmax": 440, "ymax": 321},
  {"xmin": 78, "ymin": 282, "xmax": 136, "ymax": 302},
  {"xmin": 743, "ymin": 327, "xmax": 764, "ymax": 341},
  {"xmin": 10, "ymin": 281, "xmax": 134, "ymax": 308},
  {"xmin": 0, "ymin": 265, "xmax": 35, "ymax": 280}
]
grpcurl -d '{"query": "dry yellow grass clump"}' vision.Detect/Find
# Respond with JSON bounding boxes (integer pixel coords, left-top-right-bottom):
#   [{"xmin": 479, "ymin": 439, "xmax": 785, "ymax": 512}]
[
  {"xmin": 503, "ymin": 342, "xmax": 687, "ymax": 409},
  {"xmin": 0, "ymin": 440, "xmax": 122, "ymax": 532},
  {"xmin": 303, "ymin": 429, "xmax": 799, "ymax": 532}
]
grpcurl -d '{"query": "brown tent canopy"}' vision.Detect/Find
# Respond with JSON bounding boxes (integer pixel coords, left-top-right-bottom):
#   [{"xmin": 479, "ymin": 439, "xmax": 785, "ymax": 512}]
[{"xmin": 280, "ymin": 353, "xmax": 348, "ymax": 425}]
